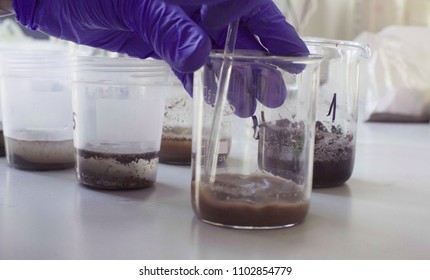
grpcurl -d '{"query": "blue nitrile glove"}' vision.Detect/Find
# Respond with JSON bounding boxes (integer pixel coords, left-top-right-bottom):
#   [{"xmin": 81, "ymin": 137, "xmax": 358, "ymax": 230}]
[
  {"xmin": 12, "ymin": 0, "xmax": 308, "ymax": 117},
  {"xmin": 166, "ymin": 0, "xmax": 309, "ymax": 117}
]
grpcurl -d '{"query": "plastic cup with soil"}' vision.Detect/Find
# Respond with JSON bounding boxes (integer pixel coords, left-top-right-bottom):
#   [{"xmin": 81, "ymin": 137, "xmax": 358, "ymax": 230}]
[
  {"xmin": 159, "ymin": 127, "xmax": 192, "ymax": 165},
  {"xmin": 192, "ymin": 173, "xmax": 310, "ymax": 229},
  {"xmin": 76, "ymin": 145, "xmax": 159, "ymax": 190},
  {"xmin": 160, "ymin": 126, "xmax": 232, "ymax": 165},
  {"xmin": 191, "ymin": 136, "xmax": 232, "ymax": 167},
  {"xmin": 5, "ymin": 136, "xmax": 74, "ymax": 170}
]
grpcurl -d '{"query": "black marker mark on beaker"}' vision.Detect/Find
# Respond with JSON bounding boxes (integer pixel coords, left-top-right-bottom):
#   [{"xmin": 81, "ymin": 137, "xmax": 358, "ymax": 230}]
[
  {"xmin": 327, "ymin": 93, "xmax": 337, "ymax": 122},
  {"xmin": 252, "ymin": 115, "xmax": 259, "ymax": 140},
  {"xmin": 73, "ymin": 112, "xmax": 77, "ymax": 130}
]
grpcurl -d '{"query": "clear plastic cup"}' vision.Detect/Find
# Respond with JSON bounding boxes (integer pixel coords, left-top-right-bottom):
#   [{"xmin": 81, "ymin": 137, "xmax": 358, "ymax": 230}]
[
  {"xmin": 192, "ymin": 51, "xmax": 322, "ymax": 229},
  {"xmin": 304, "ymin": 38, "xmax": 371, "ymax": 188},
  {"xmin": 1, "ymin": 42, "xmax": 62, "ymax": 158},
  {"xmin": 0, "ymin": 44, "xmax": 74, "ymax": 170},
  {"xmin": 159, "ymin": 77, "xmax": 193, "ymax": 165},
  {"xmin": 73, "ymin": 57, "xmax": 171, "ymax": 190}
]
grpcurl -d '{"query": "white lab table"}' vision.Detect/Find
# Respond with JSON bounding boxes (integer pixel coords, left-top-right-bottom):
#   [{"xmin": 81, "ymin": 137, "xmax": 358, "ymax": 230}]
[{"xmin": 1, "ymin": 122, "xmax": 430, "ymax": 260}]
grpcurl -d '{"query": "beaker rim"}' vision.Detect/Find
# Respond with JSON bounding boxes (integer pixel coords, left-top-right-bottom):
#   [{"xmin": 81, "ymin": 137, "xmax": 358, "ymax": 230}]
[
  {"xmin": 208, "ymin": 50, "xmax": 323, "ymax": 65},
  {"xmin": 303, "ymin": 37, "xmax": 371, "ymax": 58}
]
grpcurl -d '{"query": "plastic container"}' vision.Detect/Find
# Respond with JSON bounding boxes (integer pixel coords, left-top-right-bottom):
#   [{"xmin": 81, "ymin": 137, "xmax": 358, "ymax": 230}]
[
  {"xmin": 192, "ymin": 50, "xmax": 322, "ymax": 229},
  {"xmin": 0, "ymin": 45, "xmax": 74, "ymax": 170},
  {"xmin": 159, "ymin": 78, "xmax": 193, "ymax": 164},
  {"xmin": 305, "ymin": 38, "xmax": 371, "ymax": 188},
  {"xmin": 73, "ymin": 57, "xmax": 171, "ymax": 190}
]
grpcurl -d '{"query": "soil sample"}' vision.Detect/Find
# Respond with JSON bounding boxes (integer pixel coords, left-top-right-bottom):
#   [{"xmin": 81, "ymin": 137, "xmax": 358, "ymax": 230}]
[
  {"xmin": 0, "ymin": 130, "xmax": 5, "ymax": 157},
  {"xmin": 313, "ymin": 121, "xmax": 355, "ymax": 188},
  {"xmin": 258, "ymin": 119, "xmax": 305, "ymax": 184},
  {"xmin": 192, "ymin": 173, "xmax": 309, "ymax": 228},
  {"xmin": 160, "ymin": 137, "xmax": 192, "ymax": 164},
  {"xmin": 76, "ymin": 148, "xmax": 159, "ymax": 190},
  {"xmin": 258, "ymin": 119, "xmax": 355, "ymax": 188},
  {"xmin": 159, "ymin": 127, "xmax": 192, "ymax": 164},
  {"xmin": 5, "ymin": 137, "xmax": 74, "ymax": 170}
]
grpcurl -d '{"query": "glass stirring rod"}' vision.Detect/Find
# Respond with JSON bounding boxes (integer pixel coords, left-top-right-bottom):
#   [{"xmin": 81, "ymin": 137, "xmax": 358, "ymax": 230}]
[{"xmin": 206, "ymin": 20, "xmax": 240, "ymax": 184}]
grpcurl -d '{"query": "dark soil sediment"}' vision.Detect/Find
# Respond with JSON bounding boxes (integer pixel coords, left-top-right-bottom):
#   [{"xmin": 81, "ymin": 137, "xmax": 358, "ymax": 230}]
[
  {"xmin": 76, "ymin": 149, "xmax": 159, "ymax": 190},
  {"xmin": 5, "ymin": 137, "xmax": 74, "ymax": 170},
  {"xmin": 192, "ymin": 173, "xmax": 309, "ymax": 228}
]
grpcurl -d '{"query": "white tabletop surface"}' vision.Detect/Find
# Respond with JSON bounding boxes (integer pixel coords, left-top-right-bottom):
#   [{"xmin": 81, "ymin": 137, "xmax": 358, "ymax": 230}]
[{"xmin": 1, "ymin": 122, "xmax": 430, "ymax": 260}]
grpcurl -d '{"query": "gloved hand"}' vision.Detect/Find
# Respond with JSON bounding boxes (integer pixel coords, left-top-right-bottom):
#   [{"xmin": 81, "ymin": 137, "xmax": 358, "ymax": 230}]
[
  {"xmin": 12, "ymin": 0, "xmax": 308, "ymax": 117},
  {"xmin": 203, "ymin": 52, "xmax": 290, "ymax": 118}
]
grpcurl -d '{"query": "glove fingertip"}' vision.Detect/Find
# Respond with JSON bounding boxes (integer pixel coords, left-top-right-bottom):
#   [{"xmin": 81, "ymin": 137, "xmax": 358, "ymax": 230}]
[
  {"xmin": 171, "ymin": 34, "xmax": 212, "ymax": 73},
  {"xmin": 251, "ymin": 66, "xmax": 287, "ymax": 109},
  {"xmin": 227, "ymin": 67, "xmax": 257, "ymax": 118}
]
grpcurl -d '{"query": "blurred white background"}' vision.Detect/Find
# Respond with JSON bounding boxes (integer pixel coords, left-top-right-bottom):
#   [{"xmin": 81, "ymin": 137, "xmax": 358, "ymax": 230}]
[{"xmin": 274, "ymin": 0, "xmax": 430, "ymax": 40}]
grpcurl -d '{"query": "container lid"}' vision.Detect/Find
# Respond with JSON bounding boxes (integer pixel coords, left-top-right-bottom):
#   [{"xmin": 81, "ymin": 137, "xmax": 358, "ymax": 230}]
[
  {"xmin": 0, "ymin": 41, "xmax": 71, "ymax": 78},
  {"xmin": 73, "ymin": 56, "xmax": 172, "ymax": 86}
]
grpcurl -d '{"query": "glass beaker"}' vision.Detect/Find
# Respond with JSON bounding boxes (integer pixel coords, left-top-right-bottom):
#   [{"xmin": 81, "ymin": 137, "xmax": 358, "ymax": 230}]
[
  {"xmin": 305, "ymin": 38, "xmax": 371, "ymax": 188},
  {"xmin": 192, "ymin": 51, "xmax": 322, "ymax": 229},
  {"xmin": 159, "ymin": 77, "xmax": 193, "ymax": 164},
  {"xmin": 73, "ymin": 57, "xmax": 170, "ymax": 190},
  {"xmin": 0, "ymin": 46, "xmax": 74, "ymax": 170}
]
